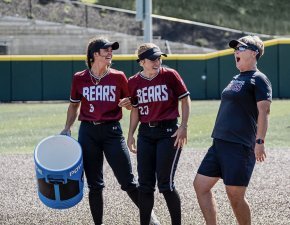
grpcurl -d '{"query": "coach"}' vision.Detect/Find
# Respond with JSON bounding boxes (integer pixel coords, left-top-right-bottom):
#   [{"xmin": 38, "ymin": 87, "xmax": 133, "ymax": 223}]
[{"xmin": 193, "ymin": 35, "xmax": 272, "ymax": 225}]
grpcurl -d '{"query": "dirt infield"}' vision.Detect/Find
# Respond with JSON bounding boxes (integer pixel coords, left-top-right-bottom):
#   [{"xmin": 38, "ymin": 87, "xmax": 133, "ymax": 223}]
[{"xmin": 0, "ymin": 148, "xmax": 289, "ymax": 225}]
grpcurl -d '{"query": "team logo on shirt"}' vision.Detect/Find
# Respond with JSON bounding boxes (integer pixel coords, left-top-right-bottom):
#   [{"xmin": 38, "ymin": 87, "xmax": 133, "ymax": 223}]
[
  {"xmin": 136, "ymin": 85, "xmax": 168, "ymax": 103},
  {"xmin": 83, "ymin": 85, "xmax": 116, "ymax": 101},
  {"xmin": 225, "ymin": 80, "xmax": 245, "ymax": 92}
]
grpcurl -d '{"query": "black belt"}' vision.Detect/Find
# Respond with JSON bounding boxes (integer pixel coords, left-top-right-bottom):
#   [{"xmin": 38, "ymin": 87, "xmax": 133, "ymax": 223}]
[
  {"xmin": 142, "ymin": 119, "xmax": 177, "ymax": 128},
  {"xmin": 90, "ymin": 121, "xmax": 105, "ymax": 125},
  {"xmin": 85, "ymin": 120, "xmax": 117, "ymax": 125}
]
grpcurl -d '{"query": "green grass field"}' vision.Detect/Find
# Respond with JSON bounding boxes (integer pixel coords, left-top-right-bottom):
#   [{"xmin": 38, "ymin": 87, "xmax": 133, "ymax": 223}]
[{"xmin": 0, "ymin": 100, "xmax": 289, "ymax": 154}]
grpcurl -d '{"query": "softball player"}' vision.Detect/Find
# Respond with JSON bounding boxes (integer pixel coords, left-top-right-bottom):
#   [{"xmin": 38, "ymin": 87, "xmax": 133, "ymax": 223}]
[
  {"xmin": 193, "ymin": 36, "xmax": 272, "ymax": 225},
  {"xmin": 61, "ymin": 37, "xmax": 141, "ymax": 225},
  {"xmin": 127, "ymin": 43, "xmax": 191, "ymax": 225}
]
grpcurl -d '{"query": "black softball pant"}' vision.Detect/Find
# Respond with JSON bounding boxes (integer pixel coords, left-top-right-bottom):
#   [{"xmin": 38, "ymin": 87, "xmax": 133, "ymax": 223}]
[
  {"xmin": 137, "ymin": 120, "xmax": 182, "ymax": 225},
  {"xmin": 78, "ymin": 121, "xmax": 138, "ymax": 224}
]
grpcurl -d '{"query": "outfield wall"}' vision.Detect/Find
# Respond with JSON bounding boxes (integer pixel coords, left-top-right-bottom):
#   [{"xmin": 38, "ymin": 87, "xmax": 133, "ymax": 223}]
[{"xmin": 0, "ymin": 39, "xmax": 289, "ymax": 101}]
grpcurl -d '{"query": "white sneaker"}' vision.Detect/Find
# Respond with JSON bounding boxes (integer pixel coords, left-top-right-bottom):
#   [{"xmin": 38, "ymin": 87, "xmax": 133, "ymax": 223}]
[{"xmin": 150, "ymin": 211, "xmax": 161, "ymax": 225}]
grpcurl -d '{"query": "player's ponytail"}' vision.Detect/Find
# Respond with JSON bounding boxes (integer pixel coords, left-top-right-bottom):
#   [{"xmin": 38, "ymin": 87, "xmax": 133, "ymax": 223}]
[{"xmin": 86, "ymin": 42, "xmax": 95, "ymax": 69}]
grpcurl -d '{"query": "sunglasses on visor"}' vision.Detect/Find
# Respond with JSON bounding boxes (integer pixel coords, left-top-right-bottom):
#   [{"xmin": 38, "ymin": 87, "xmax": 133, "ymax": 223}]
[{"xmin": 234, "ymin": 45, "xmax": 258, "ymax": 52}]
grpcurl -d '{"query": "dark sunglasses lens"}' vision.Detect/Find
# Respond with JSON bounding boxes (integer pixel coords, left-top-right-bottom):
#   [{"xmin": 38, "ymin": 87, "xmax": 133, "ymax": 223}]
[{"xmin": 235, "ymin": 46, "xmax": 247, "ymax": 51}]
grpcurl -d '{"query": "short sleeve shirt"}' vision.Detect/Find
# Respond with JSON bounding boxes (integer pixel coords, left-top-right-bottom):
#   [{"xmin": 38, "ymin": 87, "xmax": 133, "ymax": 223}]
[
  {"xmin": 70, "ymin": 68, "xmax": 129, "ymax": 122},
  {"xmin": 128, "ymin": 67, "xmax": 190, "ymax": 123},
  {"xmin": 212, "ymin": 70, "xmax": 272, "ymax": 148}
]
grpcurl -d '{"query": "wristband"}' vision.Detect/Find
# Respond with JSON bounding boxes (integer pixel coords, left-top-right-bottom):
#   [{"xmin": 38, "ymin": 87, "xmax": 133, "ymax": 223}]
[{"xmin": 255, "ymin": 139, "xmax": 264, "ymax": 144}]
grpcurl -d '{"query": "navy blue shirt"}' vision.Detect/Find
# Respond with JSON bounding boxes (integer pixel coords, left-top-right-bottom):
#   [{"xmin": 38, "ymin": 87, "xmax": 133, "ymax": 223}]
[{"xmin": 212, "ymin": 70, "xmax": 272, "ymax": 148}]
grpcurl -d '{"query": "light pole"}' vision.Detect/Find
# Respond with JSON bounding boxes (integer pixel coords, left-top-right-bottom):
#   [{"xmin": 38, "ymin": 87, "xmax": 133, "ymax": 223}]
[{"xmin": 136, "ymin": 0, "xmax": 152, "ymax": 43}]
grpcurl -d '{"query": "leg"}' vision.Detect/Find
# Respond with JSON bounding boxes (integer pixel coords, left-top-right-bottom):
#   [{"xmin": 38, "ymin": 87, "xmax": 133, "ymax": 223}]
[
  {"xmin": 78, "ymin": 122, "xmax": 105, "ymax": 225},
  {"xmin": 127, "ymin": 189, "xmax": 160, "ymax": 225},
  {"xmin": 193, "ymin": 141, "xmax": 224, "ymax": 225},
  {"xmin": 137, "ymin": 134, "xmax": 157, "ymax": 225},
  {"xmin": 104, "ymin": 135, "xmax": 139, "ymax": 203},
  {"xmin": 102, "ymin": 122, "xmax": 138, "ymax": 194},
  {"xmin": 126, "ymin": 188, "xmax": 139, "ymax": 207},
  {"xmin": 155, "ymin": 136, "xmax": 182, "ymax": 225},
  {"xmin": 139, "ymin": 191, "xmax": 155, "ymax": 225},
  {"xmin": 215, "ymin": 140, "xmax": 255, "ymax": 225},
  {"xmin": 193, "ymin": 174, "xmax": 219, "ymax": 225},
  {"xmin": 163, "ymin": 189, "xmax": 181, "ymax": 225},
  {"xmin": 104, "ymin": 122, "xmax": 160, "ymax": 224},
  {"xmin": 226, "ymin": 186, "xmax": 251, "ymax": 225},
  {"xmin": 88, "ymin": 188, "xmax": 104, "ymax": 225}
]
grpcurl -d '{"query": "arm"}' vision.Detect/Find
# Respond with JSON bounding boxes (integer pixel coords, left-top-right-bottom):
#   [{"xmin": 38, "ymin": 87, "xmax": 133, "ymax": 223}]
[
  {"xmin": 127, "ymin": 107, "xmax": 139, "ymax": 154},
  {"xmin": 172, "ymin": 95, "xmax": 191, "ymax": 150},
  {"xmin": 60, "ymin": 102, "xmax": 80, "ymax": 136},
  {"xmin": 118, "ymin": 73, "xmax": 132, "ymax": 110},
  {"xmin": 118, "ymin": 97, "xmax": 132, "ymax": 110},
  {"xmin": 255, "ymin": 100, "xmax": 271, "ymax": 162}
]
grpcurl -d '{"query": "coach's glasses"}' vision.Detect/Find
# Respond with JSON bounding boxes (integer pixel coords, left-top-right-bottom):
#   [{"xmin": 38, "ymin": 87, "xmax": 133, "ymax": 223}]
[{"xmin": 234, "ymin": 45, "xmax": 258, "ymax": 52}]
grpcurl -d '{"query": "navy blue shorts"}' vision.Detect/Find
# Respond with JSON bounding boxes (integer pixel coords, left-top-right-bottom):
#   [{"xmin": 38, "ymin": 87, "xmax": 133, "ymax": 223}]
[{"xmin": 197, "ymin": 139, "xmax": 256, "ymax": 186}]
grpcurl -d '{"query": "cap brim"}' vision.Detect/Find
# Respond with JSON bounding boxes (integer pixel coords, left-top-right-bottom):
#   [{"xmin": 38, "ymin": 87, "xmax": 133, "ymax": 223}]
[
  {"xmin": 147, "ymin": 52, "xmax": 167, "ymax": 61},
  {"xmin": 136, "ymin": 47, "xmax": 167, "ymax": 62},
  {"xmin": 229, "ymin": 40, "xmax": 248, "ymax": 48},
  {"xmin": 102, "ymin": 41, "xmax": 119, "ymax": 50}
]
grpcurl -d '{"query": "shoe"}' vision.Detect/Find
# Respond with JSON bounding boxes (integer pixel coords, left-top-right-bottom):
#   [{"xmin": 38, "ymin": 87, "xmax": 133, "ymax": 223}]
[{"xmin": 150, "ymin": 211, "xmax": 161, "ymax": 225}]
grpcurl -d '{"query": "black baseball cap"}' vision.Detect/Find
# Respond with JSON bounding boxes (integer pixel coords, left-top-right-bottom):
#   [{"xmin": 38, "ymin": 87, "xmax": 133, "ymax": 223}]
[
  {"xmin": 229, "ymin": 39, "xmax": 259, "ymax": 51},
  {"xmin": 229, "ymin": 39, "xmax": 249, "ymax": 48},
  {"xmin": 91, "ymin": 39, "xmax": 119, "ymax": 53},
  {"xmin": 229, "ymin": 39, "xmax": 260, "ymax": 52},
  {"xmin": 137, "ymin": 47, "xmax": 167, "ymax": 62}
]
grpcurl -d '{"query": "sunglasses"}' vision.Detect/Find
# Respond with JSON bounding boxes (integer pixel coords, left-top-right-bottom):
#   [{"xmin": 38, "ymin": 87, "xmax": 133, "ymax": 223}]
[{"xmin": 234, "ymin": 45, "xmax": 258, "ymax": 52}]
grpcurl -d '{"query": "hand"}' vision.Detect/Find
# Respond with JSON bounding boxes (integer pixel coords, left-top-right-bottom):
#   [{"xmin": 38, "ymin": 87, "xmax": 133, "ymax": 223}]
[
  {"xmin": 127, "ymin": 135, "xmax": 137, "ymax": 154},
  {"xmin": 118, "ymin": 97, "xmax": 132, "ymax": 110},
  {"xmin": 171, "ymin": 125, "xmax": 187, "ymax": 150},
  {"xmin": 60, "ymin": 129, "xmax": 71, "ymax": 137},
  {"xmin": 254, "ymin": 144, "xmax": 267, "ymax": 162}
]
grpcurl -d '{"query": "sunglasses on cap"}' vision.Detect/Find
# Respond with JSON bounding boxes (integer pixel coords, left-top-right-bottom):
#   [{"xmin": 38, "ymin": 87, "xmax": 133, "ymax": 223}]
[{"xmin": 234, "ymin": 45, "xmax": 259, "ymax": 53}]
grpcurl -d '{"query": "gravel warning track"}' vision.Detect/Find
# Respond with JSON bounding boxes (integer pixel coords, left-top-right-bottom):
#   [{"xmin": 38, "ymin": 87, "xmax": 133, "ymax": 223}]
[{"xmin": 1, "ymin": 148, "xmax": 289, "ymax": 225}]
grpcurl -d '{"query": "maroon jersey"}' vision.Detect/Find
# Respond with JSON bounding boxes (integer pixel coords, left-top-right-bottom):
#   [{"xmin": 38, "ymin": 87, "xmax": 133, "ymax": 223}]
[
  {"xmin": 70, "ymin": 68, "xmax": 129, "ymax": 122},
  {"xmin": 128, "ymin": 67, "xmax": 190, "ymax": 123}
]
